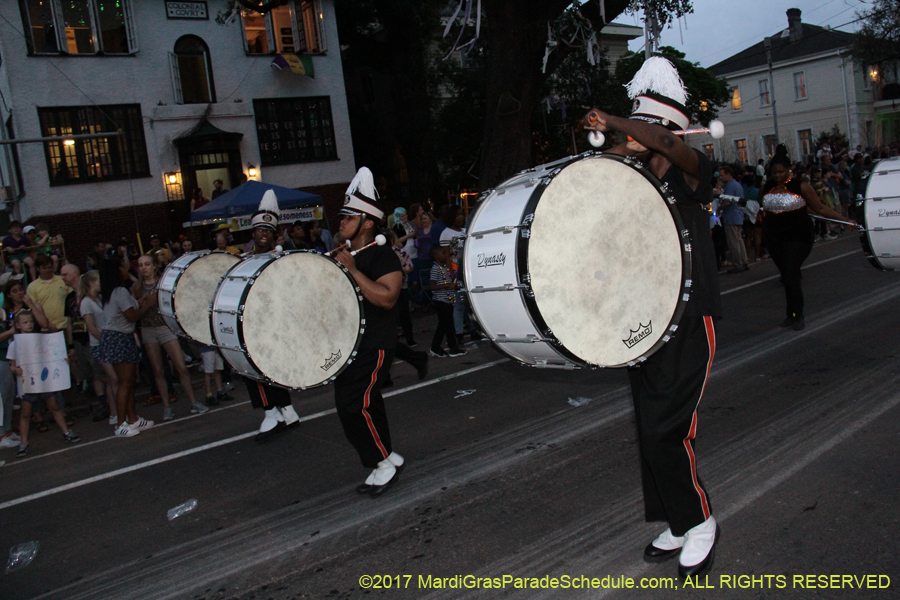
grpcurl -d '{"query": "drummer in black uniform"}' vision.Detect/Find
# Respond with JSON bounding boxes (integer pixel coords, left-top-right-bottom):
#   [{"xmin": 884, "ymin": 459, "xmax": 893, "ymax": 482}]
[
  {"xmin": 332, "ymin": 167, "xmax": 405, "ymax": 497},
  {"xmin": 584, "ymin": 57, "xmax": 721, "ymax": 578},
  {"xmin": 245, "ymin": 191, "xmax": 302, "ymax": 441}
]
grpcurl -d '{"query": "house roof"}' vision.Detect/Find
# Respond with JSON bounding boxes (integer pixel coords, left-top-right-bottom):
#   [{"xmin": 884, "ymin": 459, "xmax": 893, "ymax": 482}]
[{"xmin": 708, "ymin": 23, "xmax": 856, "ymax": 76}]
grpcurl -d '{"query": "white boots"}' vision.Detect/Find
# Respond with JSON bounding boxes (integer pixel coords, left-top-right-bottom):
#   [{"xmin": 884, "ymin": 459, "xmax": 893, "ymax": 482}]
[
  {"xmin": 644, "ymin": 516, "xmax": 718, "ymax": 579},
  {"xmin": 356, "ymin": 452, "xmax": 405, "ymax": 497}
]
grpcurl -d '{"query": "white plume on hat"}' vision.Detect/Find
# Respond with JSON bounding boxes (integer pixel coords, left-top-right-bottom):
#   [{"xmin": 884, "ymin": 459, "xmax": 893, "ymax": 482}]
[
  {"xmin": 258, "ymin": 189, "xmax": 280, "ymax": 217},
  {"xmin": 345, "ymin": 167, "xmax": 377, "ymax": 200},
  {"xmin": 625, "ymin": 56, "xmax": 688, "ymax": 104}
]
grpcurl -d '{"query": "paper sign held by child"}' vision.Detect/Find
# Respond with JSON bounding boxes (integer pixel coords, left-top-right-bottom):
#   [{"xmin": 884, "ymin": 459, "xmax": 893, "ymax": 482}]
[{"xmin": 12, "ymin": 332, "xmax": 69, "ymax": 396}]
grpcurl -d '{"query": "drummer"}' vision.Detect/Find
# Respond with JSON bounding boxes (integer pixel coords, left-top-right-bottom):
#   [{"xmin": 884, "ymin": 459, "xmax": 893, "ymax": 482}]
[
  {"xmin": 331, "ymin": 167, "xmax": 406, "ymax": 497},
  {"xmin": 244, "ymin": 191, "xmax": 302, "ymax": 441},
  {"xmin": 584, "ymin": 57, "xmax": 720, "ymax": 578}
]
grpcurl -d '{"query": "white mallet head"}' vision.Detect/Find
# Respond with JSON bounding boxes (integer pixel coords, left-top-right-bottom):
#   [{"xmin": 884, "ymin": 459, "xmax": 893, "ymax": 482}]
[
  {"xmin": 588, "ymin": 130, "xmax": 606, "ymax": 148},
  {"xmin": 374, "ymin": 234, "xmax": 386, "ymax": 246},
  {"xmin": 275, "ymin": 245, "xmax": 283, "ymax": 252},
  {"xmin": 709, "ymin": 120, "xmax": 725, "ymax": 140}
]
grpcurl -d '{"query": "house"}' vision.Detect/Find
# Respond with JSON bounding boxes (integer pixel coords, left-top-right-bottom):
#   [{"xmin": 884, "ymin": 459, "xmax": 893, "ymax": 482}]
[
  {"xmin": 0, "ymin": 0, "xmax": 355, "ymax": 262},
  {"xmin": 689, "ymin": 8, "xmax": 874, "ymax": 165}
]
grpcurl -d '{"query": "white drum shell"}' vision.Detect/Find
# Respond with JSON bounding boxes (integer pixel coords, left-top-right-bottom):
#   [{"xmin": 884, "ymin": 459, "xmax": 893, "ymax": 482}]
[{"xmin": 862, "ymin": 158, "xmax": 900, "ymax": 270}]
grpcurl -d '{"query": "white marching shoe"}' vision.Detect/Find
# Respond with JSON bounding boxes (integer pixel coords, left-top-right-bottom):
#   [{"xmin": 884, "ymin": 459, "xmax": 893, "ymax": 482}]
[
  {"xmin": 644, "ymin": 527, "xmax": 684, "ymax": 562},
  {"xmin": 280, "ymin": 405, "xmax": 300, "ymax": 427},
  {"xmin": 356, "ymin": 452, "xmax": 405, "ymax": 497},
  {"xmin": 678, "ymin": 516, "xmax": 718, "ymax": 578},
  {"xmin": 255, "ymin": 407, "xmax": 286, "ymax": 442}
]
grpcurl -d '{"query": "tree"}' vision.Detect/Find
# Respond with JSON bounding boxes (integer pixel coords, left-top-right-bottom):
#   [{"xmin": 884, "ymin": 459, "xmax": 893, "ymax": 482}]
[
  {"xmin": 851, "ymin": 0, "xmax": 900, "ymax": 68},
  {"xmin": 614, "ymin": 46, "xmax": 731, "ymax": 126}
]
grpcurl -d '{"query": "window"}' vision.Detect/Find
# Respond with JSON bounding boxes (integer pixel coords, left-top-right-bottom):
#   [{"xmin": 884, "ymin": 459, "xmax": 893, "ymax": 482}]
[
  {"xmin": 37, "ymin": 104, "xmax": 150, "ymax": 186},
  {"xmin": 21, "ymin": 0, "xmax": 137, "ymax": 55},
  {"xmin": 170, "ymin": 36, "xmax": 216, "ymax": 105},
  {"xmin": 253, "ymin": 97, "xmax": 338, "ymax": 166},
  {"xmin": 798, "ymin": 129, "xmax": 814, "ymax": 157},
  {"xmin": 240, "ymin": 0, "xmax": 326, "ymax": 55},
  {"xmin": 759, "ymin": 79, "xmax": 770, "ymax": 106},
  {"xmin": 762, "ymin": 134, "xmax": 777, "ymax": 158},
  {"xmin": 702, "ymin": 144, "xmax": 715, "ymax": 161},
  {"xmin": 734, "ymin": 139, "xmax": 748, "ymax": 164},
  {"xmin": 793, "ymin": 71, "xmax": 807, "ymax": 100},
  {"xmin": 731, "ymin": 86, "xmax": 742, "ymax": 111}
]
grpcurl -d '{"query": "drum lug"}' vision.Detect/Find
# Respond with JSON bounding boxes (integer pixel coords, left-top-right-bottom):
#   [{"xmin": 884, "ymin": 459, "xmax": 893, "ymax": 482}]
[
  {"xmin": 532, "ymin": 359, "xmax": 580, "ymax": 370},
  {"xmin": 520, "ymin": 229, "xmax": 531, "ymax": 238},
  {"xmin": 470, "ymin": 284, "xmax": 528, "ymax": 293},
  {"xmin": 494, "ymin": 333, "xmax": 548, "ymax": 344}
]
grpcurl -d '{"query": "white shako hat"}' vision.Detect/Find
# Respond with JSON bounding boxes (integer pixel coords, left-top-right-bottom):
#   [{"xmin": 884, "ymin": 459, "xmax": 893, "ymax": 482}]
[
  {"xmin": 251, "ymin": 189, "xmax": 280, "ymax": 231},
  {"xmin": 340, "ymin": 167, "xmax": 385, "ymax": 220},
  {"xmin": 625, "ymin": 56, "xmax": 690, "ymax": 131}
]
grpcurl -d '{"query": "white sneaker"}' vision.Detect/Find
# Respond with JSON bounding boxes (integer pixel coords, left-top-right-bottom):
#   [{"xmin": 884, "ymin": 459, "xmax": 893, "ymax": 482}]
[
  {"xmin": 108, "ymin": 414, "xmax": 119, "ymax": 425},
  {"xmin": 128, "ymin": 417, "xmax": 155, "ymax": 431},
  {"xmin": 115, "ymin": 423, "xmax": 140, "ymax": 437},
  {"xmin": 190, "ymin": 402, "xmax": 209, "ymax": 414},
  {"xmin": 0, "ymin": 435, "xmax": 20, "ymax": 449}
]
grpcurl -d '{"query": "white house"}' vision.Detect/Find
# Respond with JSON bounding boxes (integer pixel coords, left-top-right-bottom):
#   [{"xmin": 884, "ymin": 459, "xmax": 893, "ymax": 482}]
[
  {"xmin": 689, "ymin": 8, "xmax": 874, "ymax": 165},
  {"xmin": 0, "ymin": 0, "xmax": 355, "ymax": 261}
]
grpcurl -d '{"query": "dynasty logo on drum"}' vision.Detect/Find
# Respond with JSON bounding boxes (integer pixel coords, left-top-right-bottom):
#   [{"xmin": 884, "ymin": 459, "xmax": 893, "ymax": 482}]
[
  {"xmin": 623, "ymin": 322, "xmax": 652, "ymax": 348},
  {"xmin": 321, "ymin": 350, "xmax": 342, "ymax": 371},
  {"xmin": 877, "ymin": 209, "xmax": 900, "ymax": 218},
  {"xmin": 477, "ymin": 252, "xmax": 506, "ymax": 268}
]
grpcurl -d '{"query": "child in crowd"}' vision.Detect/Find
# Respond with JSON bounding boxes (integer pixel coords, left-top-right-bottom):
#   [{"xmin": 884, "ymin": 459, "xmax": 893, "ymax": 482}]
[
  {"xmin": 429, "ymin": 244, "xmax": 466, "ymax": 358},
  {"xmin": 2, "ymin": 221, "xmax": 34, "ymax": 281},
  {"xmin": 199, "ymin": 344, "xmax": 233, "ymax": 406},
  {"xmin": 7, "ymin": 310, "xmax": 80, "ymax": 457},
  {"xmin": 34, "ymin": 222, "xmax": 63, "ymax": 273}
]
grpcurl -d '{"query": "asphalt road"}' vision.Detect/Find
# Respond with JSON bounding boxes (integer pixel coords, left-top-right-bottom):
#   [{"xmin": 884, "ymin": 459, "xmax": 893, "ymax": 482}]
[{"xmin": 0, "ymin": 233, "xmax": 898, "ymax": 600}]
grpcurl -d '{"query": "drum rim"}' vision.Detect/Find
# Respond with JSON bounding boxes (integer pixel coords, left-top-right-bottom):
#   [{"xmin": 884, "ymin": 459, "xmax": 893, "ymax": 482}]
[
  {"xmin": 210, "ymin": 249, "xmax": 366, "ymax": 390},
  {"xmin": 462, "ymin": 152, "xmax": 693, "ymax": 369},
  {"xmin": 158, "ymin": 250, "xmax": 229, "ymax": 342},
  {"xmin": 859, "ymin": 192, "xmax": 894, "ymax": 271}
]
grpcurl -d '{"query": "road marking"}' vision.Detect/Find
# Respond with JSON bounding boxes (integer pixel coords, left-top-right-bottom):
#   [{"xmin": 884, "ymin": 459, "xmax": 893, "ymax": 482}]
[
  {"xmin": 722, "ymin": 250, "xmax": 858, "ymax": 295},
  {"xmin": 0, "ymin": 358, "xmax": 508, "ymax": 510}
]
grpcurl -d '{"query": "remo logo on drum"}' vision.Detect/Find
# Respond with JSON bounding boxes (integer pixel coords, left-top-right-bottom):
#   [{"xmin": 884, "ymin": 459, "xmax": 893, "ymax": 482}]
[
  {"xmin": 321, "ymin": 350, "xmax": 342, "ymax": 371},
  {"xmin": 623, "ymin": 322, "xmax": 652, "ymax": 349}
]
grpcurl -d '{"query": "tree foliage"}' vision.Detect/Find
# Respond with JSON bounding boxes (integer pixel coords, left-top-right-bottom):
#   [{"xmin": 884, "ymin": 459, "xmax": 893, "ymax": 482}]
[
  {"xmin": 851, "ymin": 0, "xmax": 900, "ymax": 68},
  {"xmin": 614, "ymin": 46, "xmax": 730, "ymax": 126}
]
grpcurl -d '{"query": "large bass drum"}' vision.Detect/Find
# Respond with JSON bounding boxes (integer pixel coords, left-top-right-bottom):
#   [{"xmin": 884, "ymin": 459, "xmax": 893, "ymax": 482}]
[
  {"xmin": 460, "ymin": 152, "xmax": 692, "ymax": 369},
  {"xmin": 211, "ymin": 250, "xmax": 364, "ymax": 390},
  {"xmin": 858, "ymin": 157, "xmax": 900, "ymax": 270},
  {"xmin": 158, "ymin": 250, "xmax": 241, "ymax": 346}
]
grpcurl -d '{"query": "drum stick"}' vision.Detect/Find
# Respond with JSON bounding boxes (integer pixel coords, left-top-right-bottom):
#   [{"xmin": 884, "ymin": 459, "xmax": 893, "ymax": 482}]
[
  {"xmin": 672, "ymin": 120, "xmax": 725, "ymax": 139},
  {"xmin": 350, "ymin": 234, "xmax": 386, "ymax": 256},
  {"xmin": 327, "ymin": 241, "xmax": 351, "ymax": 256},
  {"xmin": 809, "ymin": 214, "xmax": 859, "ymax": 229}
]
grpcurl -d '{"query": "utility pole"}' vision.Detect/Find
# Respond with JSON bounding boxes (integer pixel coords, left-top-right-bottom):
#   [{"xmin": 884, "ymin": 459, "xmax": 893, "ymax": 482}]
[
  {"xmin": 765, "ymin": 37, "xmax": 779, "ymax": 143},
  {"xmin": 644, "ymin": 0, "xmax": 655, "ymax": 60}
]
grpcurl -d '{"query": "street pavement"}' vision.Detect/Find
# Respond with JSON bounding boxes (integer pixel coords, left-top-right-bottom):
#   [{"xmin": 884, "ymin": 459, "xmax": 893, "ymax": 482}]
[{"xmin": 0, "ymin": 233, "xmax": 897, "ymax": 599}]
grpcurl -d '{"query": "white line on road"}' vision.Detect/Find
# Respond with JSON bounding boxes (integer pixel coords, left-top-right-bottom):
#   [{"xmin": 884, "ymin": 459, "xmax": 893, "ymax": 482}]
[
  {"xmin": 0, "ymin": 358, "xmax": 508, "ymax": 511},
  {"xmin": 722, "ymin": 250, "xmax": 859, "ymax": 296}
]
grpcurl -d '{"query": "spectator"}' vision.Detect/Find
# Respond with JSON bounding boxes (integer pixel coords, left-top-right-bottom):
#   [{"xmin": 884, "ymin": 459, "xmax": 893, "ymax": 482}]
[
  {"xmin": 386, "ymin": 229, "xmax": 416, "ymax": 346},
  {"xmin": 190, "ymin": 188, "xmax": 209, "ymax": 211},
  {"xmin": 0, "ymin": 273, "xmax": 22, "ymax": 449},
  {"xmin": 148, "ymin": 235, "xmax": 170, "ymax": 263},
  {"xmin": 392, "ymin": 207, "xmax": 418, "ymax": 265},
  {"xmin": 303, "ymin": 220, "xmax": 328, "ymax": 253},
  {"xmin": 414, "ymin": 211, "xmax": 437, "ymax": 298},
  {"xmin": 8, "ymin": 309, "xmax": 80, "ymax": 457},
  {"xmin": 181, "ymin": 238, "xmax": 194, "ymax": 254},
  {"xmin": 717, "ymin": 167, "xmax": 749, "ymax": 273},
  {"xmin": 2, "ymin": 221, "xmax": 34, "ymax": 281},
  {"xmin": 3, "ymin": 276, "xmax": 50, "ymax": 332},
  {"xmin": 211, "ymin": 179, "xmax": 228, "ymax": 200},
  {"xmin": 61, "ymin": 264, "xmax": 91, "ymax": 395},
  {"xmin": 27, "ymin": 254, "xmax": 70, "ymax": 332},
  {"xmin": 199, "ymin": 344, "xmax": 233, "ymax": 406},
  {"xmin": 132, "ymin": 254, "xmax": 207, "ymax": 420},
  {"xmin": 78, "ymin": 270, "xmax": 118, "ymax": 425},
  {"xmin": 283, "ymin": 220, "xmax": 309, "ymax": 250},
  {"xmin": 429, "ymin": 244, "xmax": 465, "ymax": 358},
  {"xmin": 755, "ymin": 158, "xmax": 765, "ymax": 177},
  {"xmin": 33, "ymin": 223, "xmax": 63, "ymax": 273},
  {"xmin": 215, "ymin": 233, "xmax": 240, "ymax": 255},
  {"xmin": 439, "ymin": 205, "xmax": 476, "ymax": 339}
]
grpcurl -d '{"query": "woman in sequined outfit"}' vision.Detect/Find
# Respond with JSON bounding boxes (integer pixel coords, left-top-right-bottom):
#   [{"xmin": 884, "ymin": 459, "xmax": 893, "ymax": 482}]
[{"xmin": 762, "ymin": 147, "xmax": 854, "ymax": 330}]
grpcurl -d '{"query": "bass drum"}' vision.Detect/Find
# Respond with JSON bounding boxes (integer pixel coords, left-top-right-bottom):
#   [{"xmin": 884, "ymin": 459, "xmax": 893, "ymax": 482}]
[
  {"xmin": 211, "ymin": 250, "xmax": 364, "ymax": 390},
  {"xmin": 460, "ymin": 152, "xmax": 692, "ymax": 369},
  {"xmin": 158, "ymin": 251, "xmax": 241, "ymax": 346},
  {"xmin": 858, "ymin": 157, "xmax": 900, "ymax": 270}
]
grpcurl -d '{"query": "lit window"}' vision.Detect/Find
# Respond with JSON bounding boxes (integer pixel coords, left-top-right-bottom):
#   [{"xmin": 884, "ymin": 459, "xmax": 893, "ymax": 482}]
[
  {"xmin": 240, "ymin": 0, "xmax": 326, "ymax": 56},
  {"xmin": 759, "ymin": 79, "xmax": 770, "ymax": 106},
  {"xmin": 731, "ymin": 87, "xmax": 742, "ymax": 111},
  {"xmin": 170, "ymin": 36, "xmax": 216, "ymax": 105},
  {"xmin": 253, "ymin": 97, "xmax": 338, "ymax": 166},
  {"xmin": 798, "ymin": 129, "xmax": 813, "ymax": 157},
  {"xmin": 21, "ymin": 0, "xmax": 137, "ymax": 55},
  {"xmin": 793, "ymin": 71, "xmax": 807, "ymax": 100},
  {"xmin": 734, "ymin": 139, "xmax": 748, "ymax": 164},
  {"xmin": 702, "ymin": 144, "xmax": 715, "ymax": 161}
]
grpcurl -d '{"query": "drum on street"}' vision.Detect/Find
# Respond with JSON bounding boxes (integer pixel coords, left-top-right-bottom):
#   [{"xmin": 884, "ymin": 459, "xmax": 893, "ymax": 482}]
[{"xmin": 858, "ymin": 157, "xmax": 900, "ymax": 271}]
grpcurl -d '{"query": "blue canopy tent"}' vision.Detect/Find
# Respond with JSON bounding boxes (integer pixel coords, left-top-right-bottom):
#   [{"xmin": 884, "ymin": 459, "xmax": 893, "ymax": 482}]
[{"xmin": 188, "ymin": 181, "xmax": 325, "ymax": 230}]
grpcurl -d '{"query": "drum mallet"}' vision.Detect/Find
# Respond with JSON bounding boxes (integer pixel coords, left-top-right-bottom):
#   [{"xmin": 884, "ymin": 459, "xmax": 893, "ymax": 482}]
[
  {"xmin": 329, "ymin": 234, "xmax": 386, "ymax": 256},
  {"xmin": 585, "ymin": 111, "xmax": 725, "ymax": 148}
]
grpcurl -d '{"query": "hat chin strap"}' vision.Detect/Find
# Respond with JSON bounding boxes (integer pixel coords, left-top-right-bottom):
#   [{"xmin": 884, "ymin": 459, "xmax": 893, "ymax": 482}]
[{"xmin": 351, "ymin": 214, "xmax": 365, "ymax": 244}]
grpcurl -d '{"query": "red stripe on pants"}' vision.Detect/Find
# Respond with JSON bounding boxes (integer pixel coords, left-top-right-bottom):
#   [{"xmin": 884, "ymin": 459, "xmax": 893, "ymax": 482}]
[
  {"xmin": 682, "ymin": 316, "xmax": 716, "ymax": 521},
  {"xmin": 361, "ymin": 350, "xmax": 388, "ymax": 460}
]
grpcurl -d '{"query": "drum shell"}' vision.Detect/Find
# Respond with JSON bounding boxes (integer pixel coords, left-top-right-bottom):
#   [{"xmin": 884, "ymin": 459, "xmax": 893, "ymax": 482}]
[{"xmin": 860, "ymin": 158, "xmax": 900, "ymax": 271}]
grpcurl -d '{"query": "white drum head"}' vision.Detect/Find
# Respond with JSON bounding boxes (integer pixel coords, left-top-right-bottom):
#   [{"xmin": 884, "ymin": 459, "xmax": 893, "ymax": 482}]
[
  {"xmin": 242, "ymin": 252, "xmax": 362, "ymax": 389},
  {"xmin": 528, "ymin": 156, "xmax": 685, "ymax": 367},
  {"xmin": 173, "ymin": 252, "xmax": 240, "ymax": 345}
]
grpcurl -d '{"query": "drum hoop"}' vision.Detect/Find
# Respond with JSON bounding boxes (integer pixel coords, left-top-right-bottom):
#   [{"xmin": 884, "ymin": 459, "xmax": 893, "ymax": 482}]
[
  {"xmin": 212, "ymin": 249, "xmax": 366, "ymax": 390},
  {"xmin": 158, "ymin": 250, "xmax": 217, "ymax": 340},
  {"xmin": 859, "ymin": 196, "xmax": 893, "ymax": 271},
  {"xmin": 464, "ymin": 152, "xmax": 693, "ymax": 368}
]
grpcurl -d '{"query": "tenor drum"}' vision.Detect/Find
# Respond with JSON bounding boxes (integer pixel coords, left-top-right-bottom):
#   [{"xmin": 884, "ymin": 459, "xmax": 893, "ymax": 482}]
[
  {"xmin": 460, "ymin": 152, "xmax": 692, "ymax": 369},
  {"xmin": 158, "ymin": 251, "xmax": 240, "ymax": 346},
  {"xmin": 858, "ymin": 157, "xmax": 900, "ymax": 271},
  {"xmin": 211, "ymin": 251, "xmax": 364, "ymax": 389}
]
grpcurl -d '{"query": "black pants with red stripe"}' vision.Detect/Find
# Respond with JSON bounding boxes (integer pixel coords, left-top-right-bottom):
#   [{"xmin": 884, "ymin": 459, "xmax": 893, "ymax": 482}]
[
  {"xmin": 246, "ymin": 380, "xmax": 292, "ymax": 410},
  {"xmin": 334, "ymin": 349, "xmax": 394, "ymax": 468},
  {"xmin": 628, "ymin": 316, "xmax": 716, "ymax": 537}
]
